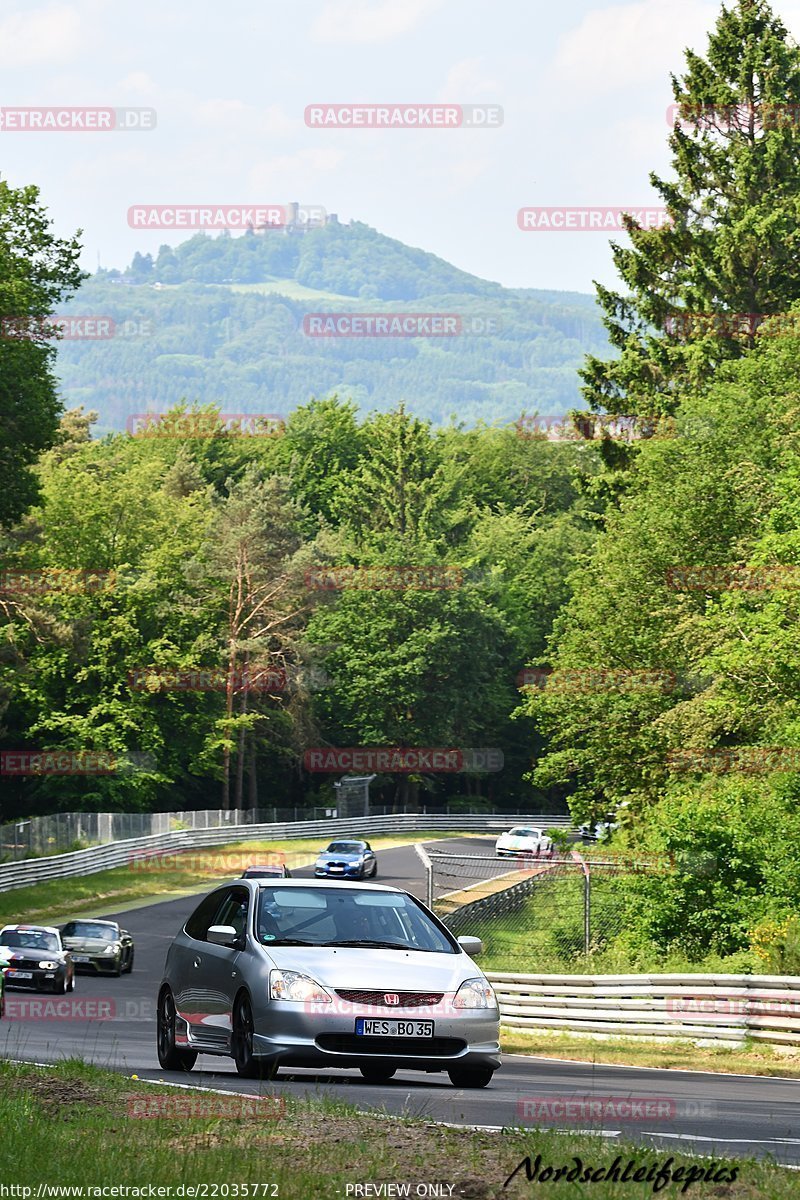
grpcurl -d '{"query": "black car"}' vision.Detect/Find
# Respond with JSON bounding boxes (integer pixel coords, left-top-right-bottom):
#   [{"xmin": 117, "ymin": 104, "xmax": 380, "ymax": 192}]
[
  {"xmin": 0, "ymin": 925, "xmax": 75, "ymax": 993},
  {"xmin": 59, "ymin": 918, "xmax": 134, "ymax": 975}
]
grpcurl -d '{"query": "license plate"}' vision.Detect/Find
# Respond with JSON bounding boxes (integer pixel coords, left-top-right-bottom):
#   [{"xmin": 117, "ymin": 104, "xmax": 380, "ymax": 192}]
[
  {"xmin": 6, "ymin": 970, "xmax": 33, "ymax": 979},
  {"xmin": 73, "ymin": 956, "xmax": 91, "ymax": 963},
  {"xmin": 328, "ymin": 866, "xmax": 344, "ymax": 872},
  {"xmin": 355, "ymin": 1018, "xmax": 434, "ymax": 1037}
]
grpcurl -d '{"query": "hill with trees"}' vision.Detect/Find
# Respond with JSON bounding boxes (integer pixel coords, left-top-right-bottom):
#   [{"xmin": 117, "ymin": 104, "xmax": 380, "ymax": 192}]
[{"xmin": 53, "ymin": 222, "xmax": 608, "ymax": 433}]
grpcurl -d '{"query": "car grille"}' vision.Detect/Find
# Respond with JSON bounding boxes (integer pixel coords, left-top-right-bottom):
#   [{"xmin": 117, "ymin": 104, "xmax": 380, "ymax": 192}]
[
  {"xmin": 316, "ymin": 1034, "xmax": 465, "ymax": 1057},
  {"xmin": 335, "ymin": 990, "xmax": 445, "ymax": 1007}
]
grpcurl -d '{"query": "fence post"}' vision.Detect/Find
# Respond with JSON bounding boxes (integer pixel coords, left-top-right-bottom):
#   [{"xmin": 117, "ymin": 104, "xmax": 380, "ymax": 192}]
[
  {"xmin": 413, "ymin": 842, "xmax": 433, "ymax": 909},
  {"xmin": 584, "ymin": 869, "xmax": 591, "ymax": 957},
  {"xmin": 570, "ymin": 849, "xmax": 591, "ymax": 957}
]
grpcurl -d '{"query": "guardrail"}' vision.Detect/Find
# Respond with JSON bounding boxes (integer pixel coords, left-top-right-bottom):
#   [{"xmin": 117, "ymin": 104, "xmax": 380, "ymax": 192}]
[
  {"xmin": 486, "ymin": 972, "xmax": 800, "ymax": 1045},
  {"xmin": 0, "ymin": 813, "xmax": 572, "ymax": 894}
]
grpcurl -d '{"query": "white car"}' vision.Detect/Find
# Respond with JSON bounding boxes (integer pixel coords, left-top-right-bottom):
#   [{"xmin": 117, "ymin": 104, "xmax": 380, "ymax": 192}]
[{"xmin": 495, "ymin": 826, "xmax": 553, "ymax": 858}]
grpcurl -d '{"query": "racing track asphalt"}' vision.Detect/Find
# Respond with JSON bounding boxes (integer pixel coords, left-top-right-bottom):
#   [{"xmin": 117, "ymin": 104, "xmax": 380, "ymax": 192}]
[{"xmin": 2, "ymin": 837, "xmax": 799, "ymax": 1166}]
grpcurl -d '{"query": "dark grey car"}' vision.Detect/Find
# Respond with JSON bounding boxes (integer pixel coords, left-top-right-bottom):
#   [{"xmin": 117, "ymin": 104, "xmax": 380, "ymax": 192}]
[
  {"xmin": 59, "ymin": 919, "xmax": 134, "ymax": 975},
  {"xmin": 157, "ymin": 879, "xmax": 500, "ymax": 1087}
]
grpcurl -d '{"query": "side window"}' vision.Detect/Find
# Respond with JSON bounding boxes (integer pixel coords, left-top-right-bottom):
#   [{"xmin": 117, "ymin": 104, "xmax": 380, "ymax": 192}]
[
  {"xmin": 185, "ymin": 890, "xmax": 227, "ymax": 942},
  {"xmin": 213, "ymin": 887, "xmax": 250, "ymax": 939}
]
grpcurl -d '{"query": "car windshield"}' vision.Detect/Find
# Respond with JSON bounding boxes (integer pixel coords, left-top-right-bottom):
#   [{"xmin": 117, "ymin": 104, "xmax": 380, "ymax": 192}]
[
  {"xmin": 61, "ymin": 921, "xmax": 117, "ymax": 941},
  {"xmin": 324, "ymin": 842, "xmax": 364, "ymax": 853},
  {"xmin": 256, "ymin": 887, "xmax": 456, "ymax": 954},
  {"xmin": 509, "ymin": 828, "xmax": 540, "ymax": 837},
  {"xmin": 1, "ymin": 929, "xmax": 60, "ymax": 952}
]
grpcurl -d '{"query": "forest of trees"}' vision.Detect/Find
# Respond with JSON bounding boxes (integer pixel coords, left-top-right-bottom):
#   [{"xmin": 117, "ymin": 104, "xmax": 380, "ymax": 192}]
[{"xmin": 8, "ymin": 0, "xmax": 800, "ymax": 971}]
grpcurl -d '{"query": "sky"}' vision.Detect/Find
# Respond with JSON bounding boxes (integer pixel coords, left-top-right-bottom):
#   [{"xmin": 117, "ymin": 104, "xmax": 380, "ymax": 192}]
[{"xmin": 4, "ymin": 0, "xmax": 800, "ymax": 294}]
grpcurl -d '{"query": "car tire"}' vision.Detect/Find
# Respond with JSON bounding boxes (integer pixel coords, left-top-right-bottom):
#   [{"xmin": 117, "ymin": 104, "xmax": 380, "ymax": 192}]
[
  {"xmin": 68, "ymin": 970, "xmax": 76, "ymax": 992},
  {"xmin": 370, "ymin": 860, "xmax": 378, "ymax": 878},
  {"xmin": 233, "ymin": 994, "xmax": 277, "ymax": 1080},
  {"xmin": 124, "ymin": 950, "xmax": 134, "ymax": 974},
  {"xmin": 56, "ymin": 972, "xmax": 68, "ymax": 994},
  {"xmin": 157, "ymin": 988, "xmax": 197, "ymax": 1072},
  {"xmin": 359, "ymin": 1064, "xmax": 395, "ymax": 1083},
  {"xmin": 447, "ymin": 1066, "xmax": 495, "ymax": 1089}
]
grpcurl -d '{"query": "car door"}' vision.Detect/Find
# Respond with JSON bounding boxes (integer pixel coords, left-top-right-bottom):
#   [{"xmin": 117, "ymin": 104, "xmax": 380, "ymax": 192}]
[
  {"xmin": 187, "ymin": 885, "xmax": 250, "ymax": 1049},
  {"xmin": 172, "ymin": 888, "xmax": 230, "ymax": 1045}
]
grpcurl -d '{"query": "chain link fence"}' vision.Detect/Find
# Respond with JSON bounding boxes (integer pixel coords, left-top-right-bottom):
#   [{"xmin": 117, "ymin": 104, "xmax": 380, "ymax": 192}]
[{"xmin": 430, "ymin": 851, "xmax": 665, "ymax": 974}]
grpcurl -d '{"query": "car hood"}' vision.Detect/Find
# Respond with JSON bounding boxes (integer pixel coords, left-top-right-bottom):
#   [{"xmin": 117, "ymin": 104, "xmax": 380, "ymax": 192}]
[
  {"xmin": 62, "ymin": 937, "xmax": 117, "ymax": 952},
  {"xmin": 261, "ymin": 945, "xmax": 476, "ymax": 989},
  {"xmin": 498, "ymin": 835, "xmax": 538, "ymax": 845},
  {"xmin": 1, "ymin": 950, "xmax": 65, "ymax": 964},
  {"xmin": 318, "ymin": 852, "xmax": 364, "ymax": 862}
]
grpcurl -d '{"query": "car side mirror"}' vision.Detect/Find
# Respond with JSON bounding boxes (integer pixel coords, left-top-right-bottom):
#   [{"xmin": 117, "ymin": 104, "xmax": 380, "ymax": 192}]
[
  {"xmin": 457, "ymin": 936, "xmax": 484, "ymax": 957},
  {"xmin": 120, "ymin": 930, "xmax": 129, "ymax": 938},
  {"xmin": 207, "ymin": 925, "xmax": 240, "ymax": 947}
]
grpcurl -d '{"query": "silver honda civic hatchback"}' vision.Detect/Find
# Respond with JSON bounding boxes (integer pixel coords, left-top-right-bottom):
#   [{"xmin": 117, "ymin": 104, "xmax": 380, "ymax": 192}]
[{"xmin": 157, "ymin": 878, "xmax": 500, "ymax": 1087}]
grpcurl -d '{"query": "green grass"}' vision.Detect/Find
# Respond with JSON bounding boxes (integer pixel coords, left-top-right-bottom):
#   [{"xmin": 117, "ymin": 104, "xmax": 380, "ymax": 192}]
[
  {"xmin": 0, "ymin": 830, "xmax": 492, "ymax": 925},
  {"xmin": 502, "ymin": 1030, "xmax": 800, "ymax": 1078},
  {"xmin": 0, "ymin": 1060, "xmax": 792, "ymax": 1197}
]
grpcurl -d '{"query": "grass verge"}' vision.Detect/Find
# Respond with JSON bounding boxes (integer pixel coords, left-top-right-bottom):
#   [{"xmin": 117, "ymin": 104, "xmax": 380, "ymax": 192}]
[
  {"xmin": 0, "ymin": 1059, "xmax": 790, "ymax": 1198},
  {"xmin": 0, "ymin": 831, "xmax": 491, "ymax": 925},
  {"xmin": 502, "ymin": 1029, "xmax": 800, "ymax": 1078}
]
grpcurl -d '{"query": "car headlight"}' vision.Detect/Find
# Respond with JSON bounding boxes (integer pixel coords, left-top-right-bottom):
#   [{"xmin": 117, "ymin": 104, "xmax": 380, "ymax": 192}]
[
  {"xmin": 103, "ymin": 944, "xmax": 121, "ymax": 955},
  {"xmin": 38, "ymin": 961, "xmax": 58, "ymax": 970},
  {"xmin": 270, "ymin": 969, "xmax": 332, "ymax": 1003},
  {"xmin": 453, "ymin": 978, "xmax": 497, "ymax": 1010}
]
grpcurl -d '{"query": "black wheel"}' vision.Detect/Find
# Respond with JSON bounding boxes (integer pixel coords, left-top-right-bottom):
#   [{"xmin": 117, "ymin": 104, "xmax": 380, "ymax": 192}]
[
  {"xmin": 157, "ymin": 988, "xmax": 197, "ymax": 1072},
  {"xmin": 370, "ymin": 860, "xmax": 378, "ymax": 878},
  {"xmin": 67, "ymin": 970, "xmax": 76, "ymax": 992},
  {"xmin": 232, "ymin": 994, "xmax": 277, "ymax": 1079},
  {"xmin": 359, "ymin": 1064, "xmax": 395, "ymax": 1083},
  {"xmin": 112, "ymin": 958, "xmax": 123, "ymax": 977},
  {"xmin": 124, "ymin": 949, "xmax": 134, "ymax": 974},
  {"xmin": 56, "ymin": 972, "xmax": 68, "ymax": 994},
  {"xmin": 447, "ymin": 1066, "xmax": 495, "ymax": 1089}
]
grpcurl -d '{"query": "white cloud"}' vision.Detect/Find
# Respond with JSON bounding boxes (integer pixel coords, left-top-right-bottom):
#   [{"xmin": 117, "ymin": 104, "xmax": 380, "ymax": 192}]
[
  {"xmin": 438, "ymin": 58, "xmax": 500, "ymax": 100},
  {"xmin": 553, "ymin": 0, "xmax": 715, "ymax": 95},
  {"xmin": 311, "ymin": 0, "xmax": 442, "ymax": 45},
  {"xmin": 248, "ymin": 146, "xmax": 345, "ymax": 194},
  {"xmin": 194, "ymin": 99, "xmax": 296, "ymax": 137},
  {"xmin": 0, "ymin": 3, "xmax": 83, "ymax": 67}
]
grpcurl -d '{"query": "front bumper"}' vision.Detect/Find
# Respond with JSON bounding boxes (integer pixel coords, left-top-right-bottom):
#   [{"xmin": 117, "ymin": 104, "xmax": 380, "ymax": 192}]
[
  {"xmin": 248, "ymin": 998, "xmax": 501, "ymax": 1071},
  {"xmin": 3, "ymin": 966, "xmax": 65, "ymax": 991},
  {"xmin": 70, "ymin": 954, "xmax": 121, "ymax": 973},
  {"xmin": 314, "ymin": 864, "xmax": 365, "ymax": 878}
]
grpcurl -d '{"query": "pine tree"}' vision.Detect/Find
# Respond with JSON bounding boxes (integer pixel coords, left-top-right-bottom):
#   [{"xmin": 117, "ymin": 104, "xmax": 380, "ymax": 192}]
[{"xmin": 582, "ymin": 0, "xmax": 800, "ymax": 426}]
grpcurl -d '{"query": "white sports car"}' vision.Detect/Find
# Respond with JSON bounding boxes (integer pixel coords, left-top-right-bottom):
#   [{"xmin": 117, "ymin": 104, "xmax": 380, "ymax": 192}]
[{"xmin": 495, "ymin": 827, "xmax": 553, "ymax": 858}]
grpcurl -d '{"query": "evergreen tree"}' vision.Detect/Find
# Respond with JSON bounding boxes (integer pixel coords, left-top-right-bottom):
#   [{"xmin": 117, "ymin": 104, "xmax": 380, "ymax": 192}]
[{"xmin": 582, "ymin": 0, "xmax": 800, "ymax": 431}]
